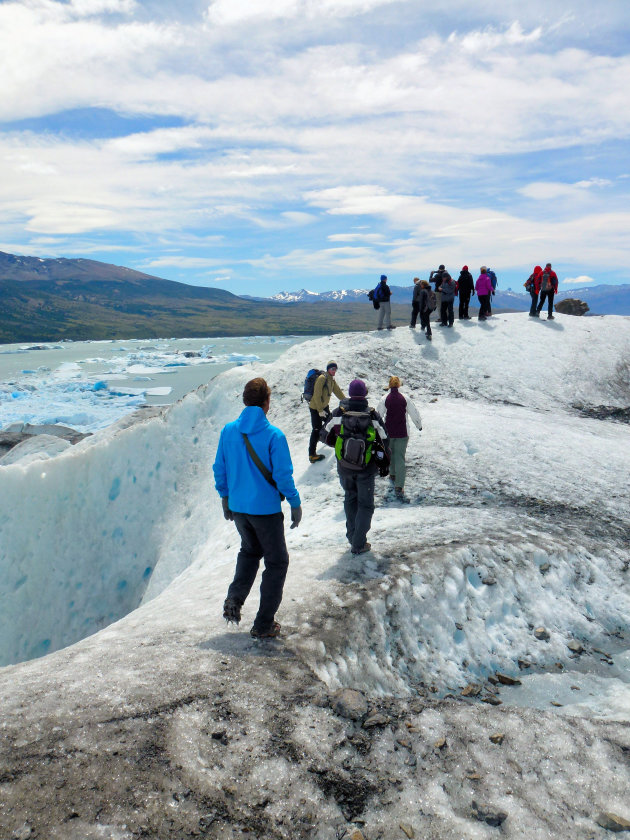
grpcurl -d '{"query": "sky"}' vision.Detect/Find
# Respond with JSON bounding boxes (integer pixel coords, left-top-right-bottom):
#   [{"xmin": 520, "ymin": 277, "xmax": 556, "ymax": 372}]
[{"xmin": 1, "ymin": 0, "xmax": 629, "ymax": 296}]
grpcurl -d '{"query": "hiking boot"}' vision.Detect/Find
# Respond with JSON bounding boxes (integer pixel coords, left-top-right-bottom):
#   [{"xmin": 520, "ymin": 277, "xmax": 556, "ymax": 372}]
[
  {"xmin": 309, "ymin": 454, "xmax": 325, "ymax": 463},
  {"xmin": 351, "ymin": 542, "xmax": 371, "ymax": 555},
  {"xmin": 223, "ymin": 597, "xmax": 242, "ymax": 625},
  {"xmin": 547, "ymin": 315, "xmax": 555, "ymax": 320},
  {"xmin": 387, "ymin": 325, "xmax": 396, "ymax": 329},
  {"xmin": 426, "ymin": 333, "xmax": 432, "ymax": 340},
  {"xmin": 250, "ymin": 621, "xmax": 281, "ymax": 639}
]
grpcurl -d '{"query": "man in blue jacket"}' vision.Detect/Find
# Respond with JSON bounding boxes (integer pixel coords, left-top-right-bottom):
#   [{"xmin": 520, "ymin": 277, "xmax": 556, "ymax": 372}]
[{"xmin": 213, "ymin": 377, "xmax": 302, "ymax": 638}]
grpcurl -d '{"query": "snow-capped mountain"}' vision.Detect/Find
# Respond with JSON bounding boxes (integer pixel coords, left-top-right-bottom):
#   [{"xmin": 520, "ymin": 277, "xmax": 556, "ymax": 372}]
[
  {"xmin": 271, "ymin": 287, "xmax": 370, "ymax": 302},
  {"xmin": 269, "ymin": 283, "xmax": 630, "ymax": 314}
]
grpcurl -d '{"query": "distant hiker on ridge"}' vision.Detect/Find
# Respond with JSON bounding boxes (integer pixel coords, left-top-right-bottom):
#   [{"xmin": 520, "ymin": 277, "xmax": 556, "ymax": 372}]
[
  {"xmin": 438, "ymin": 272, "xmax": 457, "ymax": 327},
  {"xmin": 324, "ymin": 379, "xmax": 389, "ymax": 555},
  {"xmin": 410, "ymin": 277, "xmax": 422, "ymax": 329},
  {"xmin": 373, "ymin": 275, "xmax": 395, "ymax": 330},
  {"xmin": 429, "ymin": 264, "xmax": 447, "ymax": 320},
  {"xmin": 486, "ymin": 267, "xmax": 498, "ymax": 316},
  {"xmin": 475, "ymin": 267, "xmax": 493, "ymax": 321},
  {"xmin": 214, "ymin": 377, "xmax": 302, "ymax": 639},
  {"xmin": 537, "ymin": 263, "xmax": 558, "ymax": 320},
  {"xmin": 307, "ymin": 361, "xmax": 345, "ymax": 463},
  {"xmin": 418, "ymin": 280, "xmax": 434, "ymax": 340},
  {"xmin": 525, "ymin": 265, "xmax": 543, "ymax": 317},
  {"xmin": 377, "ymin": 376, "xmax": 422, "ymax": 501},
  {"xmin": 457, "ymin": 266, "xmax": 474, "ymax": 320}
]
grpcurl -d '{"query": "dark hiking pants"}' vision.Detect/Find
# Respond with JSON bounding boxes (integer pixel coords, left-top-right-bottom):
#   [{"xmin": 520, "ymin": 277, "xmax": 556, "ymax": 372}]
[
  {"xmin": 309, "ymin": 407, "xmax": 325, "ymax": 456},
  {"xmin": 440, "ymin": 300, "xmax": 454, "ymax": 326},
  {"xmin": 529, "ymin": 290, "xmax": 539, "ymax": 315},
  {"xmin": 228, "ymin": 512, "xmax": 289, "ymax": 633},
  {"xmin": 537, "ymin": 290, "xmax": 555, "ymax": 317},
  {"xmin": 338, "ymin": 466, "xmax": 376, "ymax": 552},
  {"xmin": 410, "ymin": 301, "xmax": 420, "ymax": 327},
  {"xmin": 459, "ymin": 294, "xmax": 471, "ymax": 319},
  {"xmin": 478, "ymin": 294, "xmax": 491, "ymax": 319},
  {"xmin": 420, "ymin": 308, "xmax": 432, "ymax": 335}
]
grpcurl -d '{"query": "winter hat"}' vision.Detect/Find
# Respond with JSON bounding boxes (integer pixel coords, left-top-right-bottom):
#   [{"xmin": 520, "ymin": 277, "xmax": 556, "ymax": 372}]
[
  {"xmin": 348, "ymin": 378, "xmax": 368, "ymax": 398},
  {"xmin": 326, "ymin": 361, "xmax": 338, "ymax": 372},
  {"xmin": 439, "ymin": 264, "xmax": 445, "ymax": 270},
  {"xmin": 380, "ymin": 274, "xmax": 387, "ymax": 282},
  {"xmin": 480, "ymin": 266, "xmax": 487, "ymax": 272},
  {"xmin": 388, "ymin": 375, "xmax": 401, "ymax": 389},
  {"xmin": 462, "ymin": 265, "xmax": 468, "ymax": 271}
]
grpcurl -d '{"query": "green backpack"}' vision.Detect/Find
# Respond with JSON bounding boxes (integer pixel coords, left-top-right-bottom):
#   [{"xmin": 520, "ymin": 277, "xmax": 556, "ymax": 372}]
[{"xmin": 334, "ymin": 410, "xmax": 376, "ymax": 471}]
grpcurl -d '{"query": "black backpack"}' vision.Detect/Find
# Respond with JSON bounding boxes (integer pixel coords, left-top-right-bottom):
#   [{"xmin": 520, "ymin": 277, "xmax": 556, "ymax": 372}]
[
  {"xmin": 302, "ymin": 368, "xmax": 324, "ymax": 402},
  {"xmin": 426, "ymin": 288, "xmax": 437, "ymax": 312}
]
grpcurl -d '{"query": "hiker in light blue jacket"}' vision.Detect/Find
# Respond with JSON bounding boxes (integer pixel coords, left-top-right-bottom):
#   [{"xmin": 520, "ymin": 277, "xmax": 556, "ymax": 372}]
[{"xmin": 214, "ymin": 377, "xmax": 301, "ymax": 639}]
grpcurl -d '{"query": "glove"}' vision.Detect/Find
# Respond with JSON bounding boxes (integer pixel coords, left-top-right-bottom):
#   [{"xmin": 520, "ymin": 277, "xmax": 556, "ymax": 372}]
[
  {"xmin": 221, "ymin": 497, "xmax": 233, "ymax": 521},
  {"xmin": 379, "ymin": 462, "xmax": 390, "ymax": 478},
  {"xmin": 290, "ymin": 505, "xmax": 302, "ymax": 529},
  {"xmin": 319, "ymin": 411, "xmax": 327, "ymax": 418}
]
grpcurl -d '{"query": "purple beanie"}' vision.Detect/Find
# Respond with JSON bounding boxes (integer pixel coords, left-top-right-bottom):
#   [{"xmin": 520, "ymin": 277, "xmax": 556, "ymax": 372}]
[{"xmin": 348, "ymin": 378, "xmax": 368, "ymax": 398}]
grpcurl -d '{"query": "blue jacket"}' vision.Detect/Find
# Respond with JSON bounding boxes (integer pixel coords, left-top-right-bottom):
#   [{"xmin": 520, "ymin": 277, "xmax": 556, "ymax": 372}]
[{"xmin": 213, "ymin": 406, "xmax": 301, "ymax": 514}]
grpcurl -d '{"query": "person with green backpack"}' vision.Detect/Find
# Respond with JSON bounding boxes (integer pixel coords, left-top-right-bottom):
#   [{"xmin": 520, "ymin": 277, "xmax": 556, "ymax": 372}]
[{"xmin": 323, "ymin": 379, "xmax": 389, "ymax": 555}]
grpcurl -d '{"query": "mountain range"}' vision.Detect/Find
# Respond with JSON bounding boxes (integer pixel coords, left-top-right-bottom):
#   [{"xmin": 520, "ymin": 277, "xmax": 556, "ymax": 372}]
[
  {"xmin": 269, "ymin": 284, "xmax": 630, "ymax": 315},
  {"xmin": 0, "ymin": 252, "xmax": 405, "ymax": 342},
  {"xmin": 1, "ymin": 250, "xmax": 628, "ymax": 343}
]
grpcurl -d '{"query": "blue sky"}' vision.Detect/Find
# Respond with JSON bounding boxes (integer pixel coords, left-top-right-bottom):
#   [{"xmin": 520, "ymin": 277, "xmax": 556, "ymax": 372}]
[{"xmin": 1, "ymin": 0, "xmax": 629, "ymax": 296}]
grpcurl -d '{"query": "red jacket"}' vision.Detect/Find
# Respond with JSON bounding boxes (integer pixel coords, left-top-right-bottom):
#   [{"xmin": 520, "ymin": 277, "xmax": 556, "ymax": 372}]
[{"xmin": 525, "ymin": 266, "xmax": 543, "ymax": 294}]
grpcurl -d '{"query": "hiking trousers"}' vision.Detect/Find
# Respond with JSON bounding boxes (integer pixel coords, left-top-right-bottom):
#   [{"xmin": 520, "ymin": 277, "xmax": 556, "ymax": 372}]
[
  {"xmin": 440, "ymin": 300, "xmax": 454, "ymax": 326},
  {"xmin": 410, "ymin": 302, "xmax": 420, "ymax": 327},
  {"xmin": 529, "ymin": 290, "xmax": 539, "ymax": 315},
  {"xmin": 538, "ymin": 290, "xmax": 555, "ymax": 317},
  {"xmin": 420, "ymin": 308, "xmax": 432, "ymax": 336},
  {"xmin": 309, "ymin": 407, "xmax": 327, "ymax": 457},
  {"xmin": 377, "ymin": 301, "xmax": 392, "ymax": 329},
  {"xmin": 338, "ymin": 465, "xmax": 376, "ymax": 552},
  {"xmin": 228, "ymin": 512, "xmax": 289, "ymax": 633},
  {"xmin": 389, "ymin": 437, "xmax": 409, "ymax": 489},
  {"xmin": 459, "ymin": 294, "xmax": 471, "ymax": 319},
  {"xmin": 478, "ymin": 294, "xmax": 491, "ymax": 319}
]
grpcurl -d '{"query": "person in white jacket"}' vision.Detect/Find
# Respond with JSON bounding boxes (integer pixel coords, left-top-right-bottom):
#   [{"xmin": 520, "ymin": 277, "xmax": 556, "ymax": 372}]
[{"xmin": 377, "ymin": 376, "xmax": 422, "ymax": 499}]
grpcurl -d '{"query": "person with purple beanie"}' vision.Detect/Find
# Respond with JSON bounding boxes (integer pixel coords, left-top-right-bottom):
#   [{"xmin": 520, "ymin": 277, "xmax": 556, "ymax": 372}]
[{"xmin": 324, "ymin": 378, "xmax": 388, "ymax": 554}]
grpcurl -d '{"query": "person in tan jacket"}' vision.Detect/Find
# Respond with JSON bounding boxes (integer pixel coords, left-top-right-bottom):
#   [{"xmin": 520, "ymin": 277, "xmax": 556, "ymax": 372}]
[{"xmin": 308, "ymin": 361, "xmax": 345, "ymax": 463}]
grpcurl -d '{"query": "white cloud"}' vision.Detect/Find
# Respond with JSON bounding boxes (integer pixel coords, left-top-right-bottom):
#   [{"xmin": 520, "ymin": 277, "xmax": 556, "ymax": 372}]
[
  {"xmin": 520, "ymin": 179, "xmax": 613, "ymax": 200},
  {"xmin": 449, "ymin": 20, "xmax": 542, "ymax": 53},
  {"xmin": 562, "ymin": 275, "xmax": 596, "ymax": 285},
  {"xmin": 204, "ymin": 0, "xmax": 399, "ymax": 27}
]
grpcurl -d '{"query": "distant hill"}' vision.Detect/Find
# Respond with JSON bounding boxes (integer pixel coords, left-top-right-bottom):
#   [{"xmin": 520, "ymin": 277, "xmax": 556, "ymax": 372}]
[
  {"xmin": 270, "ymin": 283, "xmax": 630, "ymax": 315},
  {"xmin": 0, "ymin": 252, "xmax": 407, "ymax": 342}
]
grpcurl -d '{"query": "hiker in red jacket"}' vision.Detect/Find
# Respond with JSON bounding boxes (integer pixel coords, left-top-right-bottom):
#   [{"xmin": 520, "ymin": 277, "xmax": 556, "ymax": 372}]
[
  {"xmin": 536, "ymin": 263, "xmax": 559, "ymax": 320},
  {"xmin": 525, "ymin": 266, "xmax": 543, "ymax": 317}
]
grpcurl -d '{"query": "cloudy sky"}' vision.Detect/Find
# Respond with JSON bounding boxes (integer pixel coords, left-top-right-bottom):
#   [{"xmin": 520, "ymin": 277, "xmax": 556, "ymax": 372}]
[{"xmin": 1, "ymin": 0, "xmax": 629, "ymax": 295}]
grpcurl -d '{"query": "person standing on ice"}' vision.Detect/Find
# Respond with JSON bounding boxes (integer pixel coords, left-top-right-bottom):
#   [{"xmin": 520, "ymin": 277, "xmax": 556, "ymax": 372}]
[
  {"xmin": 409, "ymin": 277, "xmax": 422, "ymax": 328},
  {"xmin": 475, "ymin": 267, "xmax": 493, "ymax": 321},
  {"xmin": 418, "ymin": 280, "xmax": 433, "ymax": 340},
  {"xmin": 456, "ymin": 266, "xmax": 474, "ymax": 319},
  {"xmin": 429, "ymin": 264, "xmax": 447, "ymax": 319},
  {"xmin": 374, "ymin": 275, "xmax": 395, "ymax": 330},
  {"xmin": 377, "ymin": 376, "xmax": 422, "ymax": 501},
  {"xmin": 536, "ymin": 263, "xmax": 559, "ymax": 320},
  {"xmin": 438, "ymin": 272, "xmax": 457, "ymax": 327},
  {"xmin": 324, "ymin": 379, "xmax": 389, "ymax": 555},
  {"xmin": 308, "ymin": 361, "xmax": 345, "ymax": 463},
  {"xmin": 214, "ymin": 377, "xmax": 302, "ymax": 639},
  {"xmin": 525, "ymin": 265, "xmax": 543, "ymax": 316}
]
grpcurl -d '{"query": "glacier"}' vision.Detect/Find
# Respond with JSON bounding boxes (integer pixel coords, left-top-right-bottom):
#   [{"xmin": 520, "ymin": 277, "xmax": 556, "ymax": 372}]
[{"xmin": 1, "ymin": 313, "xmax": 629, "ymax": 839}]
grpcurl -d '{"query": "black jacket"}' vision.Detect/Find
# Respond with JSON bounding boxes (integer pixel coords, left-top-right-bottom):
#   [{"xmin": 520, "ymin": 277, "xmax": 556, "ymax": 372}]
[
  {"xmin": 429, "ymin": 269, "xmax": 446, "ymax": 290},
  {"xmin": 457, "ymin": 270, "xmax": 474, "ymax": 297}
]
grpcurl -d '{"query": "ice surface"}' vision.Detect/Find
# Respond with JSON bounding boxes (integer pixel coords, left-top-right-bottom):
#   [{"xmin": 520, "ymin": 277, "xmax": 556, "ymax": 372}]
[{"xmin": 1, "ymin": 315, "xmax": 629, "ymax": 838}]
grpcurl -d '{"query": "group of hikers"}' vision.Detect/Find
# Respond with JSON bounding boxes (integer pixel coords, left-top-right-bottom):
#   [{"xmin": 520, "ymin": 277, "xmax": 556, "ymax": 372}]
[
  {"xmin": 370, "ymin": 262, "xmax": 559, "ymax": 339},
  {"xmin": 214, "ymin": 364, "xmax": 421, "ymax": 639},
  {"xmin": 213, "ymin": 261, "xmax": 561, "ymax": 640}
]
